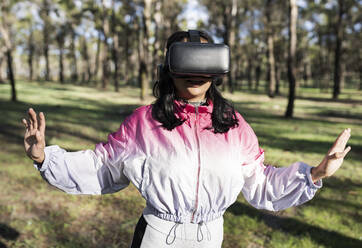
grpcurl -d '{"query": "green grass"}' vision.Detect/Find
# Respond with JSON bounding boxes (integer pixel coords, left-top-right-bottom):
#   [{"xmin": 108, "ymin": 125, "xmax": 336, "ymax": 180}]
[{"xmin": 0, "ymin": 80, "xmax": 361, "ymax": 248}]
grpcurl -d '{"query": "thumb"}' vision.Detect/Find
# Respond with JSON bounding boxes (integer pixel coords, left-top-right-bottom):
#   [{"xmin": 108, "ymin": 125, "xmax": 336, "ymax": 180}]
[{"xmin": 329, "ymin": 146, "xmax": 351, "ymax": 160}]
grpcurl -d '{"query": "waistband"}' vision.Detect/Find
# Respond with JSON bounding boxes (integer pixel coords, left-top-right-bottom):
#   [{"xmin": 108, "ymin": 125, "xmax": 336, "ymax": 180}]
[
  {"xmin": 143, "ymin": 203, "xmax": 224, "ymax": 224},
  {"xmin": 142, "ymin": 210, "xmax": 224, "ymax": 243}
]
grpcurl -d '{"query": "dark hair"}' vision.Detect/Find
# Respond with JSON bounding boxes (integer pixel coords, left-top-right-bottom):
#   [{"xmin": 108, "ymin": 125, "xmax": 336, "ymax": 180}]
[{"xmin": 152, "ymin": 30, "xmax": 238, "ymax": 133}]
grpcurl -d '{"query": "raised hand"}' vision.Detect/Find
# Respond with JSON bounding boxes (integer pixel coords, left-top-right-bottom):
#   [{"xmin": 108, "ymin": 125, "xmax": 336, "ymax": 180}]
[
  {"xmin": 311, "ymin": 128, "xmax": 351, "ymax": 182},
  {"xmin": 22, "ymin": 108, "xmax": 46, "ymax": 164}
]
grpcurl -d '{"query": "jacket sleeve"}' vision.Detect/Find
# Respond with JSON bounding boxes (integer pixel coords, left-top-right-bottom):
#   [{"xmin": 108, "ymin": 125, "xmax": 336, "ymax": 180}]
[
  {"xmin": 239, "ymin": 118, "xmax": 322, "ymax": 211},
  {"xmin": 34, "ymin": 118, "xmax": 133, "ymax": 195}
]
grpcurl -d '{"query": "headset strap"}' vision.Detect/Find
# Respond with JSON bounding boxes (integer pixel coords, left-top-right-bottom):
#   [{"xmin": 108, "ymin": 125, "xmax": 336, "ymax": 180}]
[{"xmin": 188, "ymin": 30, "xmax": 200, "ymax": 42}]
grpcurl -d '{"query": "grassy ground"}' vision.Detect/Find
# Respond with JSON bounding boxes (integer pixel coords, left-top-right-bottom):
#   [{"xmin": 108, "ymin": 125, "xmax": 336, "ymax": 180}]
[{"xmin": 0, "ymin": 80, "xmax": 361, "ymax": 248}]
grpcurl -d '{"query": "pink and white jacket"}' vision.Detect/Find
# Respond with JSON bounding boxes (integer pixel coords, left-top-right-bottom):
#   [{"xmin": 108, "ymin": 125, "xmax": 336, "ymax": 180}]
[{"xmin": 35, "ymin": 100, "xmax": 322, "ymax": 224}]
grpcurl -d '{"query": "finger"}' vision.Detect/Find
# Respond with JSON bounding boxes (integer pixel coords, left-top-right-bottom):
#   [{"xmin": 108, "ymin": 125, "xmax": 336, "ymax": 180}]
[
  {"xmin": 27, "ymin": 118, "xmax": 32, "ymax": 131},
  {"xmin": 334, "ymin": 128, "xmax": 351, "ymax": 148},
  {"xmin": 332, "ymin": 146, "xmax": 351, "ymax": 159},
  {"xmin": 28, "ymin": 108, "xmax": 38, "ymax": 130},
  {"xmin": 342, "ymin": 146, "xmax": 351, "ymax": 157},
  {"xmin": 38, "ymin": 112, "xmax": 46, "ymax": 134},
  {"xmin": 22, "ymin": 118, "xmax": 28, "ymax": 129}
]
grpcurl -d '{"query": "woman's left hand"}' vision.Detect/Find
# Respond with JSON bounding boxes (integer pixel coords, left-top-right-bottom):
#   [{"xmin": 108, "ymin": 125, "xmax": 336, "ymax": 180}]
[{"xmin": 311, "ymin": 128, "xmax": 351, "ymax": 183}]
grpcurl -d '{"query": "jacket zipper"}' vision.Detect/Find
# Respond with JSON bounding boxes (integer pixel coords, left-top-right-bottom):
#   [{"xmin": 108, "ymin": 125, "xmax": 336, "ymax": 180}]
[{"xmin": 191, "ymin": 105, "xmax": 201, "ymax": 222}]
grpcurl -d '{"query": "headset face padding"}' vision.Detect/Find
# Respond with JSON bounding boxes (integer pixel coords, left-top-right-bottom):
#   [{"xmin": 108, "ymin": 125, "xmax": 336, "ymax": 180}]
[{"xmin": 167, "ymin": 42, "xmax": 230, "ymax": 77}]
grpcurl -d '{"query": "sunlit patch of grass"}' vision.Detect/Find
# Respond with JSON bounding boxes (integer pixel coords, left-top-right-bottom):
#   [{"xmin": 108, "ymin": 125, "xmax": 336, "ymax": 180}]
[{"xmin": 0, "ymin": 80, "xmax": 361, "ymax": 247}]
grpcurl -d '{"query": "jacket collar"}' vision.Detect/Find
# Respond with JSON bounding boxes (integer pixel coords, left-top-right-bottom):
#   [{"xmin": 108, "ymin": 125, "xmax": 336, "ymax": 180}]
[{"xmin": 174, "ymin": 99, "xmax": 213, "ymax": 115}]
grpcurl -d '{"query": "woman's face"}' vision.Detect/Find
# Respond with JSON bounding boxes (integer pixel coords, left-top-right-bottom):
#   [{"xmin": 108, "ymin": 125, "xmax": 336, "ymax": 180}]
[{"xmin": 172, "ymin": 37, "xmax": 212, "ymax": 102}]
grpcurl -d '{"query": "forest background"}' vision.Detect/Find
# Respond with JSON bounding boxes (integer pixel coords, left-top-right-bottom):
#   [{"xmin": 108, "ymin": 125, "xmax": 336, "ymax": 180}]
[{"xmin": 0, "ymin": 0, "xmax": 361, "ymax": 247}]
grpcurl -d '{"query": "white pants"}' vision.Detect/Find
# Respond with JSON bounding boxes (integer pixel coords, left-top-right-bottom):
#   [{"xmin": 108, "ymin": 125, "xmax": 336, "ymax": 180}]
[{"xmin": 130, "ymin": 213, "xmax": 224, "ymax": 248}]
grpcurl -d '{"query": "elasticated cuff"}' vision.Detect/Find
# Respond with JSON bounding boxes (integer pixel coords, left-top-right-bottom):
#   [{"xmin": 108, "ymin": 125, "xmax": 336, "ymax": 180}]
[
  {"xmin": 33, "ymin": 145, "xmax": 58, "ymax": 172},
  {"xmin": 306, "ymin": 165, "xmax": 322, "ymax": 189}
]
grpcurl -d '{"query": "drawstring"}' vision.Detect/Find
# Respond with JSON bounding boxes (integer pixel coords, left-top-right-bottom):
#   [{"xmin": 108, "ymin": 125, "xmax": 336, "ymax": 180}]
[
  {"xmin": 166, "ymin": 221, "xmax": 212, "ymax": 245},
  {"xmin": 197, "ymin": 221, "xmax": 211, "ymax": 242},
  {"xmin": 166, "ymin": 222, "xmax": 180, "ymax": 245}
]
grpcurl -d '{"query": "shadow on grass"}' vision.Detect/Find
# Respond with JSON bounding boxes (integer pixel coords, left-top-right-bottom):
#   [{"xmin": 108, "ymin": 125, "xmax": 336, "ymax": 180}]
[
  {"xmin": 227, "ymin": 202, "xmax": 362, "ymax": 248},
  {"xmin": 27, "ymin": 199, "xmax": 139, "ymax": 247},
  {"xmin": 297, "ymin": 96, "xmax": 362, "ymax": 105},
  {"xmin": 0, "ymin": 223, "xmax": 20, "ymax": 248},
  {"xmin": 0, "ymin": 99, "xmax": 140, "ymax": 148}
]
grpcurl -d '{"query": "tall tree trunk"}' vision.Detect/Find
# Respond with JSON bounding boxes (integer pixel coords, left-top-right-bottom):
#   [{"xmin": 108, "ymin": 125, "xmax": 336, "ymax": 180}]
[
  {"xmin": 139, "ymin": 0, "xmax": 152, "ymax": 100},
  {"xmin": 247, "ymin": 58, "xmax": 253, "ymax": 90},
  {"xmin": 58, "ymin": 42, "xmax": 64, "ymax": 83},
  {"xmin": 56, "ymin": 28, "xmax": 65, "ymax": 84},
  {"xmin": 42, "ymin": 0, "xmax": 51, "ymax": 81},
  {"xmin": 0, "ymin": 2, "xmax": 16, "ymax": 101},
  {"xmin": 101, "ymin": 38, "xmax": 110, "ymax": 89},
  {"xmin": 94, "ymin": 31, "xmax": 102, "ymax": 83},
  {"xmin": 111, "ymin": 0, "xmax": 119, "ymax": 92},
  {"xmin": 0, "ymin": 53, "xmax": 4, "ymax": 83},
  {"xmin": 152, "ymin": 1, "xmax": 162, "ymax": 82},
  {"xmin": 28, "ymin": 30, "xmax": 34, "ymax": 81},
  {"xmin": 6, "ymin": 50, "xmax": 16, "ymax": 101},
  {"xmin": 80, "ymin": 36, "xmax": 91, "ymax": 84},
  {"xmin": 285, "ymin": 0, "xmax": 297, "ymax": 118},
  {"xmin": 275, "ymin": 63, "xmax": 280, "ymax": 95},
  {"xmin": 267, "ymin": 34, "xmax": 276, "ymax": 97},
  {"xmin": 222, "ymin": 0, "xmax": 237, "ymax": 93},
  {"xmin": 266, "ymin": 0, "xmax": 276, "ymax": 98},
  {"xmin": 101, "ymin": 2, "xmax": 110, "ymax": 89},
  {"xmin": 333, "ymin": 0, "xmax": 344, "ymax": 99},
  {"xmin": 123, "ymin": 27, "xmax": 130, "ymax": 84},
  {"xmin": 255, "ymin": 65, "xmax": 261, "ymax": 91},
  {"xmin": 70, "ymin": 28, "xmax": 78, "ymax": 82}
]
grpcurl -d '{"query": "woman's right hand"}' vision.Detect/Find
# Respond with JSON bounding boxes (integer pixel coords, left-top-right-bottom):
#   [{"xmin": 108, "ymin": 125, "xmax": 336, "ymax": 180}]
[{"xmin": 22, "ymin": 108, "xmax": 46, "ymax": 164}]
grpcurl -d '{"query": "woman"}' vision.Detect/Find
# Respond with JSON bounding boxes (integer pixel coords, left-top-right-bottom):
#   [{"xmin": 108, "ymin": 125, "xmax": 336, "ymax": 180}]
[{"xmin": 22, "ymin": 30, "xmax": 351, "ymax": 248}]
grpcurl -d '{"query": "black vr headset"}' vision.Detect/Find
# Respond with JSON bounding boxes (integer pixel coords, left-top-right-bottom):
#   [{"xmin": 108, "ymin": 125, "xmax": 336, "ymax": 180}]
[{"xmin": 159, "ymin": 30, "xmax": 230, "ymax": 80}]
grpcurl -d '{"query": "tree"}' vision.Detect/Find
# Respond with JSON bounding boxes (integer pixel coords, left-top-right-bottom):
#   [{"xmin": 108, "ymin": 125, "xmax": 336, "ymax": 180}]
[
  {"xmin": 265, "ymin": 0, "xmax": 277, "ymax": 98},
  {"xmin": 138, "ymin": 0, "xmax": 152, "ymax": 100},
  {"xmin": 332, "ymin": 0, "xmax": 354, "ymax": 99},
  {"xmin": 39, "ymin": 0, "xmax": 52, "ymax": 81},
  {"xmin": 0, "ymin": 0, "xmax": 17, "ymax": 101},
  {"xmin": 55, "ymin": 24, "xmax": 66, "ymax": 83},
  {"xmin": 285, "ymin": 0, "xmax": 298, "ymax": 118}
]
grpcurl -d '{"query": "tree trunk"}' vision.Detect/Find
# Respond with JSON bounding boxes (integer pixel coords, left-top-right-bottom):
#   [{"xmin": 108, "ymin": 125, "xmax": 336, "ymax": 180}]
[
  {"xmin": 285, "ymin": 0, "xmax": 297, "ymax": 118},
  {"xmin": 255, "ymin": 65, "xmax": 261, "ymax": 91},
  {"xmin": 267, "ymin": 34, "xmax": 276, "ymax": 97},
  {"xmin": 101, "ymin": 38, "xmax": 110, "ymax": 89},
  {"xmin": 70, "ymin": 28, "xmax": 78, "ymax": 82},
  {"xmin": 111, "ymin": 0, "xmax": 119, "ymax": 92},
  {"xmin": 42, "ymin": 0, "xmax": 51, "ymax": 81},
  {"xmin": 275, "ymin": 63, "xmax": 280, "ymax": 95},
  {"xmin": 333, "ymin": 0, "xmax": 344, "ymax": 99},
  {"xmin": 94, "ymin": 31, "xmax": 101, "ymax": 83},
  {"xmin": 247, "ymin": 58, "xmax": 253, "ymax": 90},
  {"xmin": 223, "ymin": 0, "xmax": 237, "ymax": 93},
  {"xmin": 266, "ymin": 0, "xmax": 276, "ymax": 98},
  {"xmin": 101, "ymin": 1, "xmax": 110, "ymax": 89},
  {"xmin": 80, "ymin": 36, "xmax": 91, "ymax": 84},
  {"xmin": 28, "ymin": 30, "xmax": 34, "ymax": 81},
  {"xmin": 139, "ymin": 0, "xmax": 152, "ymax": 100},
  {"xmin": 6, "ymin": 50, "xmax": 16, "ymax": 101},
  {"xmin": 0, "ymin": 54, "xmax": 3, "ymax": 83},
  {"xmin": 58, "ymin": 42, "xmax": 64, "ymax": 83},
  {"xmin": 152, "ymin": 1, "xmax": 162, "ymax": 82},
  {"xmin": 123, "ymin": 27, "xmax": 130, "ymax": 84},
  {"xmin": 0, "ymin": 2, "xmax": 16, "ymax": 101}
]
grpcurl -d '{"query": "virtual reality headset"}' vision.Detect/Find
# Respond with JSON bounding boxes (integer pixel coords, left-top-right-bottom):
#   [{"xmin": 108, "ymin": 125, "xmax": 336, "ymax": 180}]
[{"xmin": 160, "ymin": 30, "xmax": 230, "ymax": 79}]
